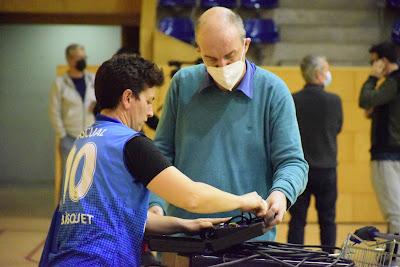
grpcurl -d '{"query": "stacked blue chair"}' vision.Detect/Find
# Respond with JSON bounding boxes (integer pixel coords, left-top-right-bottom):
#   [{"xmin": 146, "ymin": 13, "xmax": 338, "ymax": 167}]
[
  {"xmin": 158, "ymin": 0, "xmax": 196, "ymax": 7},
  {"xmin": 244, "ymin": 19, "xmax": 279, "ymax": 43},
  {"xmin": 387, "ymin": 0, "xmax": 400, "ymax": 8},
  {"xmin": 392, "ymin": 20, "xmax": 400, "ymax": 45},
  {"xmin": 159, "ymin": 17, "xmax": 195, "ymax": 44},
  {"xmin": 241, "ymin": 0, "xmax": 279, "ymax": 9},
  {"xmin": 200, "ymin": 0, "xmax": 237, "ymax": 8}
]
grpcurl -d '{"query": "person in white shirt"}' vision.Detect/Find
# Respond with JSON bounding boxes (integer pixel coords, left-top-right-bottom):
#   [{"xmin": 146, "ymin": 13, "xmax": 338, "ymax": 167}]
[{"xmin": 49, "ymin": 43, "xmax": 96, "ymax": 167}]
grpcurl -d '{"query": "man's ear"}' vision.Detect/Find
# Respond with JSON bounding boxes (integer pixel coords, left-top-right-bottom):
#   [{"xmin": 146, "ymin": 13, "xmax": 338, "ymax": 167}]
[
  {"xmin": 244, "ymin": 38, "xmax": 251, "ymax": 54},
  {"xmin": 314, "ymin": 70, "xmax": 324, "ymax": 84}
]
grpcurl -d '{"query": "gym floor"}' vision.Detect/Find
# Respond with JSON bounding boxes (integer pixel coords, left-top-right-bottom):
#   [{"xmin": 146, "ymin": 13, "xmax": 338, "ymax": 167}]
[{"xmin": 0, "ymin": 184, "xmax": 386, "ymax": 267}]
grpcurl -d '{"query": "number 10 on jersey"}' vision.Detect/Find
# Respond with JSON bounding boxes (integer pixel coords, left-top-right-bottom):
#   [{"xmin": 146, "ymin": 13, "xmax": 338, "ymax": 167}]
[{"xmin": 62, "ymin": 142, "xmax": 97, "ymax": 204}]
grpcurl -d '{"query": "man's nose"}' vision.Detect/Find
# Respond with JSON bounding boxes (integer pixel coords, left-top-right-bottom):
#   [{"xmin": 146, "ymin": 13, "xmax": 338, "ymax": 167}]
[
  {"xmin": 216, "ymin": 58, "xmax": 231, "ymax": 68},
  {"xmin": 148, "ymin": 107, "xmax": 154, "ymax": 118}
]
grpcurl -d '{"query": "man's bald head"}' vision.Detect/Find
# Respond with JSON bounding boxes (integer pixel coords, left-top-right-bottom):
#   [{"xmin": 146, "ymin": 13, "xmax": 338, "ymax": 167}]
[
  {"xmin": 195, "ymin": 7, "xmax": 250, "ymax": 70},
  {"xmin": 195, "ymin": 7, "xmax": 246, "ymax": 43}
]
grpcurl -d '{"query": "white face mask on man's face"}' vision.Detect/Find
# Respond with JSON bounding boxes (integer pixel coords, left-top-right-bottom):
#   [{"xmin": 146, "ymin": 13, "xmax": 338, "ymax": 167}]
[
  {"xmin": 323, "ymin": 70, "xmax": 332, "ymax": 87},
  {"xmin": 206, "ymin": 41, "xmax": 246, "ymax": 91}
]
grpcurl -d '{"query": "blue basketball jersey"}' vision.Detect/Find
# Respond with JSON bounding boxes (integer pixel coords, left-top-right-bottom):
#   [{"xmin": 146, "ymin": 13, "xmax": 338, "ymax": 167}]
[{"xmin": 40, "ymin": 115, "xmax": 149, "ymax": 267}]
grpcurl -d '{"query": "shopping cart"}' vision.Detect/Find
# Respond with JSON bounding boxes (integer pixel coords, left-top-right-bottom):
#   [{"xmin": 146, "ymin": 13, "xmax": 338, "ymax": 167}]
[{"xmin": 339, "ymin": 233, "xmax": 398, "ymax": 267}]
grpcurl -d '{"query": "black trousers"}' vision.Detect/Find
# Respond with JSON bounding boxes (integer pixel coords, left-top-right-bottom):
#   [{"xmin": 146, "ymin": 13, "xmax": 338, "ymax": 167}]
[{"xmin": 287, "ymin": 167, "xmax": 337, "ymax": 253}]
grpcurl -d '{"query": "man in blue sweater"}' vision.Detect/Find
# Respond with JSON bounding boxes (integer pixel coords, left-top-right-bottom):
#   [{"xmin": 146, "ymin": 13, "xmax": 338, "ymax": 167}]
[{"xmin": 149, "ymin": 7, "xmax": 308, "ymax": 240}]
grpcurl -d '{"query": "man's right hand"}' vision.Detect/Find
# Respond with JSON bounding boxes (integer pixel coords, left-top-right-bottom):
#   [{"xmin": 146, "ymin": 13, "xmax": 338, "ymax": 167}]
[
  {"xmin": 239, "ymin": 192, "xmax": 268, "ymax": 217},
  {"xmin": 364, "ymin": 108, "xmax": 373, "ymax": 119},
  {"xmin": 148, "ymin": 205, "xmax": 164, "ymax": 216}
]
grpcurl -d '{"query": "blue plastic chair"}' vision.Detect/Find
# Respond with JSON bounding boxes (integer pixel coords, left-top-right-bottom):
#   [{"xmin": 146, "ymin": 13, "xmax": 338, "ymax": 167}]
[
  {"xmin": 387, "ymin": 0, "xmax": 400, "ymax": 8},
  {"xmin": 392, "ymin": 20, "xmax": 400, "ymax": 45},
  {"xmin": 241, "ymin": 0, "xmax": 279, "ymax": 9},
  {"xmin": 244, "ymin": 19, "xmax": 279, "ymax": 43},
  {"xmin": 200, "ymin": 0, "xmax": 237, "ymax": 8},
  {"xmin": 158, "ymin": 0, "xmax": 196, "ymax": 7},
  {"xmin": 159, "ymin": 17, "xmax": 195, "ymax": 44}
]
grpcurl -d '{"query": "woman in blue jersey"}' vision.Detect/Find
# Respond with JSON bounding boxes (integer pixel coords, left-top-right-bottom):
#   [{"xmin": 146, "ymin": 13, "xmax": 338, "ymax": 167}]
[{"xmin": 40, "ymin": 54, "xmax": 268, "ymax": 267}]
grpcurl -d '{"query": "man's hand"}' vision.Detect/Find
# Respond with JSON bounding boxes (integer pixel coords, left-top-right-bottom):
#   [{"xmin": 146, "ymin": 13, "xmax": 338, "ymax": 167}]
[
  {"xmin": 239, "ymin": 191, "xmax": 268, "ymax": 217},
  {"xmin": 148, "ymin": 205, "xmax": 164, "ymax": 216},
  {"xmin": 371, "ymin": 59, "xmax": 385, "ymax": 79},
  {"xmin": 364, "ymin": 108, "xmax": 373, "ymax": 119},
  {"xmin": 264, "ymin": 191, "xmax": 287, "ymax": 228}
]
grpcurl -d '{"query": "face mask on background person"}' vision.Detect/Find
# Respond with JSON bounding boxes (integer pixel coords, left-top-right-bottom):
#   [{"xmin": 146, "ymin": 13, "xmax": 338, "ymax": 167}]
[
  {"xmin": 76, "ymin": 58, "xmax": 87, "ymax": 72},
  {"xmin": 323, "ymin": 70, "xmax": 332, "ymax": 87},
  {"xmin": 206, "ymin": 40, "xmax": 246, "ymax": 91}
]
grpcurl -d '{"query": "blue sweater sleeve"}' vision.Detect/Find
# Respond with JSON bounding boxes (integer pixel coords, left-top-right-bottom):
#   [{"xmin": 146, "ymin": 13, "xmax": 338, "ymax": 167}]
[
  {"xmin": 268, "ymin": 81, "xmax": 309, "ymax": 207},
  {"xmin": 148, "ymin": 77, "xmax": 179, "ymax": 211}
]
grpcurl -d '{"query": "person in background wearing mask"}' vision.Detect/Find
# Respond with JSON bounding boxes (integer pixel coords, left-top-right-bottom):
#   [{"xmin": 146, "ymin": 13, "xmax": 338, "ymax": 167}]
[
  {"xmin": 149, "ymin": 7, "xmax": 308, "ymax": 241},
  {"xmin": 359, "ymin": 42, "xmax": 400, "ymax": 235},
  {"xmin": 288, "ymin": 55, "xmax": 343, "ymax": 253},
  {"xmin": 49, "ymin": 43, "xmax": 96, "ymax": 169}
]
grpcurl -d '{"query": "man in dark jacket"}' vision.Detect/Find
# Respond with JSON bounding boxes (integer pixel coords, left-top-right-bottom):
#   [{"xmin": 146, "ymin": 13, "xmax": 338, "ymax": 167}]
[
  {"xmin": 288, "ymin": 55, "xmax": 343, "ymax": 253},
  {"xmin": 359, "ymin": 42, "xmax": 400, "ymax": 235}
]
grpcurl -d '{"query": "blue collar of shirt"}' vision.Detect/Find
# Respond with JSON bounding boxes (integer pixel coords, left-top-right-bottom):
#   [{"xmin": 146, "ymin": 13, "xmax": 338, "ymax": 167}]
[
  {"xmin": 200, "ymin": 60, "xmax": 256, "ymax": 99},
  {"xmin": 96, "ymin": 114, "xmax": 122, "ymax": 124}
]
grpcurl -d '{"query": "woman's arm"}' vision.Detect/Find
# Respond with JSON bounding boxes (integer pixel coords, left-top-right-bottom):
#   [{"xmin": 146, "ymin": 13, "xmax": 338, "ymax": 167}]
[
  {"xmin": 147, "ymin": 166, "xmax": 267, "ymax": 216},
  {"xmin": 145, "ymin": 212, "xmax": 228, "ymax": 235}
]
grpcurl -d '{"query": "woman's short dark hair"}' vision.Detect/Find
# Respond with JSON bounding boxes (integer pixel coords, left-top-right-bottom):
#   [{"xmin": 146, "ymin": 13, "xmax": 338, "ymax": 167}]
[{"xmin": 95, "ymin": 54, "xmax": 164, "ymax": 110}]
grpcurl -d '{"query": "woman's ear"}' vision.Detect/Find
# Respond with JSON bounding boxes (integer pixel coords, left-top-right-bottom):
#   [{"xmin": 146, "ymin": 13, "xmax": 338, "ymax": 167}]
[{"xmin": 121, "ymin": 89, "xmax": 133, "ymax": 109}]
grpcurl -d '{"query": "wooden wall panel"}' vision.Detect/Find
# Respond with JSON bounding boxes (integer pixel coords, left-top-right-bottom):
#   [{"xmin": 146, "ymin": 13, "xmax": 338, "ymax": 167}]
[
  {"xmin": 0, "ymin": 0, "xmax": 141, "ymax": 15},
  {"xmin": 0, "ymin": 0, "xmax": 141, "ymax": 25}
]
